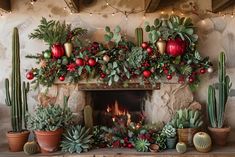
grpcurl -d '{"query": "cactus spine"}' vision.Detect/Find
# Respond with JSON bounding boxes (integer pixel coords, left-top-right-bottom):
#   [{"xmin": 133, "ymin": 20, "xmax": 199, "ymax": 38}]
[
  {"xmin": 135, "ymin": 27, "xmax": 143, "ymax": 47},
  {"xmin": 207, "ymin": 52, "xmax": 232, "ymax": 128},
  {"xmin": 84, "ymin": 105, "xmax": 93, "ymax": 129},
  {"xmin": 5, "ymin": 27, "xmax": 29, "ymax": 132}
]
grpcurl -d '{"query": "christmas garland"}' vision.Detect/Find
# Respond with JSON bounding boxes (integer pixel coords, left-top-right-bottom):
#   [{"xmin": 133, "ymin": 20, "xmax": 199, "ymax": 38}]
[{"xmin": 26, "ymin": 16, "xmax": 212, "ymax": 90}]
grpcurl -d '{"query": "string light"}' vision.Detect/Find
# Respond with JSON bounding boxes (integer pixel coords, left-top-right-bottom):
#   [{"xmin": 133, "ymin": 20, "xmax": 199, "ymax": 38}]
[
  {"xmin": 89, "ymin": 13, "xmax": 93, "ymax": 16},
  {"xmin": 161, "ymin": 11, "xmax": 164, "ymax": 14},
  {"xmin": 106, "ymin": 2, "xmax": 109, "ymax": 6},
  {"xmin": 171, "ymin": 10, "xmax": 174, "ymax": 14},
  {"xmin": 201, "ymin": 19, "xmax": 206, "ymax": 24},
  {"xmin": 112, "ymin": 13, "xmax": 115, "ymax": 16}
]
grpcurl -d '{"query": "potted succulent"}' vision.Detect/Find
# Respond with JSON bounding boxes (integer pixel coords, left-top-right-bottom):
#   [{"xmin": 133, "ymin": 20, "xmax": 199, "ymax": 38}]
[
  {"xmin": 61, "ymin": 125, "xmax": 93, "ymax": 153},
  {"xmin": 161, "ymin": 124, "xmax": 177, "ymax": 149},
  {"xmin": 207, "ymin": 52, "xmax": 232, "ymax": 146},
  {"xmin": 5, "ymin": 27, "xmax": 30, "ymax": 152},
  {"xmin": 26, "ymin": 97, "xmax": 73, "ymax": 153},
  {"xmin": 171, "ymin": 109, "xmax": 203, "ymax": 146}
]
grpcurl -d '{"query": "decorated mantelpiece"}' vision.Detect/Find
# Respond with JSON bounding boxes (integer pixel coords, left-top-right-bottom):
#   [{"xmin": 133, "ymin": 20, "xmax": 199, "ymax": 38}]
[
  {"xmin": 26, "ymin": 16, "xmax": 212, "ymax": 90},
  {"xmin": 14, "ymin": 15, "xmax": 230, "ymax": 156}
]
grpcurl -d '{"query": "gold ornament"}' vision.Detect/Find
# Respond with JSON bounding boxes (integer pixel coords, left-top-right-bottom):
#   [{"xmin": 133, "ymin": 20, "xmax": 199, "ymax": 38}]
[
  {"xmin": 156, "ymin": 38, "xmax": 166, "ymax": 54},
  {"xmin": 64, "ymin": 42, "xmax": 73, "ymax": 57},
  {"xmin": 39, "ymin": 60, "xmax": 47, "ymax": 68}
]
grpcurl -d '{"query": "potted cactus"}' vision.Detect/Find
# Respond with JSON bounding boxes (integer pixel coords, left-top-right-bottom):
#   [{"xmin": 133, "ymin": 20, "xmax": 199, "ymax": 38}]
[
  {"xmin": 207, "ymin": 52, "xmax": 232, "ymax": 146},
  {"xmin": 5, "ymin": 27, "xmax": 30, "ymax": 152},
  {"xmin": 171, "ymin": 109, "xmax": 203, "ymax": 146},
  {"xmin": 26, "ymin": 97, "xmax": 73, "ymax": 153},
  {"xmin": 161, "ymin": 124, "xmax": 177, "ymax": 149}
]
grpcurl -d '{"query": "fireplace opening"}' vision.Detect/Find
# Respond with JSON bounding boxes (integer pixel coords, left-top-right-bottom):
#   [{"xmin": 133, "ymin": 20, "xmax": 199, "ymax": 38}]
[{"xmin": 87, "ymin": 90, "xmax": 150, "ymax": 127}]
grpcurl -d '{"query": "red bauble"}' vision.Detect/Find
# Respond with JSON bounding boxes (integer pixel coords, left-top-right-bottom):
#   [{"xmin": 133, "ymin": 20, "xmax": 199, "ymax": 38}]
[
  {"xmin": 188, "ymin": 76, "xmax": 195, "ymax": 83},
  {"xmin": 143, "ymin": 70, "xmax": 151, "ymax": 78},
  {"xmin": 178, "ymin": 76, "xmax": 185, "ymax": 84},
  {"xmin": 59, "ymin": 76, "xmax": 65, "ymax": 81},
  {"xmin": 100, "ymin": 73, "xmax": 106, "ymax": 78},
  {"xmin": 166, "ymin": 38, "xmax": 186, "ymax": 57},
  {"xmin": 75, "ymin": 58, "xmax": 84, "ymax": 66},
  {"xmin": 167, "ymin": 74, "xmax": 172, "ymax": 80},
  {"xmin": 200, "ymin": 68, "xmax": 206, "ymax": 74},
  {"xmin": 51, "ymin": 43, "xmax": 65, "ymax": 58},
  {"xmin": 26, "ymin": 71, "xmax": 34, "ymax": 80},
  {"xmin": 141, "ymin": 42, "xmax": 149, "ymax": 49},
  {"xmin": 163, "ymin": 69, "xmax": 169, "ymax": 75},
  {"xmin": 88, "ymin": 58, "xmax": 97, "ymax": 67},
  {"xmin": 127, "ymin": 143, "xmax": 133, "ymax": 148},
  {"xmin": 146, "ymin": 47, "xmax": 153, "ymax": 54}
]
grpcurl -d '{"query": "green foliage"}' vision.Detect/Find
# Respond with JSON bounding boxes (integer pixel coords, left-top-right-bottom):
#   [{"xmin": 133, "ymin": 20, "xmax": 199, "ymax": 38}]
[
  {"xmin": 134, "ymin": 138, "xmax": 150, "ymax": 152},
  {"xmin": 26, "ymin": 101, "xmax": 73, "ymax": 131},
  {"xmin": 104, "ymin": 26, "xmax": 122, "ymax": 44},
  {"xmin": 153, "ymin": 134, "xmax": 167, "ymax": 150},
  {"xmin": 29, "ymin": 17, "xmax": 87, "ymax": 45},
  {"xmin": 161, "ymin": 124, "xmax": 176, "ymax": 138},
  {"xmin": 23, "ymin": 141, "xmax": 39, "ymax": 155},
  {"xmin": 5, "ymin": 28, "xmax": 29, "ymax": 132},
  {"xmin": 127, "ymin": 47, "xmax": 147, "ymax": 69},
  {"xmin": 171, "ymin": 109, "xmax": 204, "ymax": 129},
  {"xmin": 61, "ymin": 125, "xmax": 93, "ymax": 153},
  {"xmin": 208, "ymin": 52, "xmax": 232, "ymax": 128}
]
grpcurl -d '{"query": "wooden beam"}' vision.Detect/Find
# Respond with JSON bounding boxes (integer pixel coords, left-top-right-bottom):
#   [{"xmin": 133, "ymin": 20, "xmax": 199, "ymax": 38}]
[
  {"xmin": 64, "ymin": 0, "xmax": 80, "ymax": 13},
  {"xmin": 145, "ymin": 0, "xmax": 160, "ymax": 13},
  {"xmin": 212, "ymin": 0, "xmax": 235, "ymax": 12},
  {"xmin": 0, "ymin": 0, "xmax": 11, "ymax": 12}
]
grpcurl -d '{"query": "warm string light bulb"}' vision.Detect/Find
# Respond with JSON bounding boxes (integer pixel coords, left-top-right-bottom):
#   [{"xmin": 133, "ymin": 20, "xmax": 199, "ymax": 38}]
[
  {"xmin": 142, "ymin": 15, "xmax": 146, "ymax": 19},
  {"xmin": 112, "ymin": 13, "xmax": 115, "ymax": 16},
  {"xmin": 201, "ymin": 19, "xmax": 206, "ymax": 25},
  {"xmin": 231, "ymin": 14, "xmax": 234, "ymax": 18},
  {"xmin": 171, "ymin": 10, "xmax": 174, "ymax": 14},
  {"xmin": 89, "ymin": 13, "xmax": 93, "ymax": 16},
  {"xmin": 161, "ymin": 11, "xmax": 164, "ymax": 14},
  {"xmin": 106, "ymin": 2, "xmax": 109, "ymax": 6}
]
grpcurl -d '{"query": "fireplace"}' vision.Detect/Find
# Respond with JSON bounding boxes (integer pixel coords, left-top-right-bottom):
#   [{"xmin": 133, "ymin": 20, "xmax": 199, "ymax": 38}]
[{"xmin": 86, "ymin": 90, "xmax": 151, "ymax": 127}]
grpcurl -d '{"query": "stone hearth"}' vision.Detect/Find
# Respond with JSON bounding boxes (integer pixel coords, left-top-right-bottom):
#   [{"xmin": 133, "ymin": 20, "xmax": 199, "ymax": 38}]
[{"xmin": 38, "ymin": 83, "xmax": 201, "ymax": 125}]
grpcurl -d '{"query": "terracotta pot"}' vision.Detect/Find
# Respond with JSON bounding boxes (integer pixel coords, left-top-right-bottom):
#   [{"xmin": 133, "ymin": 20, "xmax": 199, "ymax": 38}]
[
  {"xmin": 177, "ymin": 128, "xmax": 198, "ymax": 147},
  {"xmin": 166, "ymin": 137, "xmax": 177, "ymax": 149},
  {"xmin": 149, "ymin": 144, "xmax": 159, "ymax": 152},
  {"xmin": 35, "ymin": 128, "xmax": 63, "ymax": 153},
  {"xmin": 208, "ymin": 126, "xmax": 231, "ymax": 146},
  {"xmin": 6, "ymin": 130, "xmax": 30, "ymax": 152}
]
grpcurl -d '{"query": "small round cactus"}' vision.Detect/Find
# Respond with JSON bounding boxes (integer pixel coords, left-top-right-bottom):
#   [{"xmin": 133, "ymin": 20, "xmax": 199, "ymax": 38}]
[
  {"xmin": 193, "ymin": 132, "xmax": 212, "ymax": 153},
  {"xmin": 176, "ymin": 142, "xmax": 187, "ymax": 154},
  {"xmin": 23, "ymin": 141, "xmax": 39, "ymax": 155}
]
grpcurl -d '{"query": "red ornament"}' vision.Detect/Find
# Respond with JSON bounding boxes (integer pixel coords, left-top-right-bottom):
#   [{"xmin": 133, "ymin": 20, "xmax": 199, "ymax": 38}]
[
  {"xmin": 127, "ymin": 143, "xmax": 133, "ymax": 148},
  {"xmin": 178, "ymin": 76, "xmax": 185, "ymax": 84},
  {"xmin": 166, "ymin": 38, "xmax": 186, "ymax": 57},
  {"xmin": 75, "ymin": 58, "xmax": 84, "ymax": 66},
  {"xmin": 146, "ymin": 47, "xmax": 153, "ymax": 55},
  {"xmin": 100, "ymin": 73, "xmax": 106, "ymax": 78},
  {"xmin": 26, "ymin": 71, "xmax": 34, "ymax": 80},
  {"xmin": 88, "ymin": 58, "xmax": 97, "ymax": 67},
  {"xmin": 188, "ymin": 76, "xmax": 195, "ymax": 83},
  {"xmin": 143, "ymin": 70, "xmax": 151, "ymax": 78},
  {"xmin": 141, "ymin": 42, "xmax": 149, "ymax": 49},
  {"xmin": 163, "ymin": 69, "xmax": 169, "ymax": 75},
  {"xmin": 167, "ymin": 74, "xmax": 172, "ymax": 80},
  {"xmin": 200, "ymin": 68, "xmax": 206, "ymax": 74},
  {"xmin": 59, "ymin": 76, "xmax": 65, "ymax": 81},
  {"xmin": 51, "ymin": 43, "xmax": 65, "ymax": 58}
]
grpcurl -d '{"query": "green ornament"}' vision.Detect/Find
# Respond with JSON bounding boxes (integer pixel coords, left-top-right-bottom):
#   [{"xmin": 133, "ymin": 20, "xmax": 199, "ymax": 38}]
[{"xmin": 43, "ymin": 51, "xmax": 51, "ymax": 59}]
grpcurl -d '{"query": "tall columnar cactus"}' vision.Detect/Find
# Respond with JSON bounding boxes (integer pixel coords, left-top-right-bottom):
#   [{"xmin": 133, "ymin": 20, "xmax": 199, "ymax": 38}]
[
  {"xmin": 135, "ymin": 27, "xmax": 143, "ymax": 47},
  {"xmin": 208, "ymin": 52, "xmax": 232, "ymax": 128},
  {"xmin": 5, "ymin": 27, "xmax": 29, "ymax": 132}
]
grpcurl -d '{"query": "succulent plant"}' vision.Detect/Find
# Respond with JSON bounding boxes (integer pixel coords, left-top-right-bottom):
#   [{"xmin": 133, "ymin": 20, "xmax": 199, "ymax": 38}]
[
  {"xmin": 208, "ymin": 52, "xmax": 232, "ymax": 128},
  {"xmin": 26, "ymin": 97, "xmax": 73, "ymax": 131},
  {"xmin": 193, "ymin": 132, "xmax": 212, "ymax": 153},
  {"xmin": 176, "ymin": 142, "xmax": 187, "ymax": 154},
  {"xmin": 161, "ymin": 124, "xmax": 176, "ymax": 138},
  {"xmin": 5, "ymin": 27, "xmax": 30, "ymax": 132},
  {"xmin": 134, "ymin": 138, "xmax": 150, "ymax": 152},
  {"xmin": 61, "ymin": 125, "xmax": 93, "ymax": 153},
  {"xmin": 104, "ymin": 26, "xmax": 122, "ymax": 44},
  {"xmin": 154, "ymin": 134, "xmax": 167, "ymax": 150},
  {"xmin": 23, "ymin": 141, "xmax": 39, "ymax": 155},
  {"xmin": 171, "ymin": 109, "xmax": 203, "ymax": 129}
]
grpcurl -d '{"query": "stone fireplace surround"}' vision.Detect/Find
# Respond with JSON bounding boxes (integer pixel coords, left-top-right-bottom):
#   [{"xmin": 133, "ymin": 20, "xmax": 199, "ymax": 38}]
[{"xmin": 38, "ymin": 81, "xmax": 202, "ymax": 126}]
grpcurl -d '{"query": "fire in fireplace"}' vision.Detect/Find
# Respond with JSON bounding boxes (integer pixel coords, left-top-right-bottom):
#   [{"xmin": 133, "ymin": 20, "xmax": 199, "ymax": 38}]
[{"xmin": 87, "ymin": 90, "xmax": 150, "ymax": 127}]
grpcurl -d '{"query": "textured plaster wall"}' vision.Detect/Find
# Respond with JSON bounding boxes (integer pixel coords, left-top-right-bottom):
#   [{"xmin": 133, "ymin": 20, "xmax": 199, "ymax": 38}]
[{"xmin": 0, "ymin": 0, "xmax": 235, "ymax": 145}]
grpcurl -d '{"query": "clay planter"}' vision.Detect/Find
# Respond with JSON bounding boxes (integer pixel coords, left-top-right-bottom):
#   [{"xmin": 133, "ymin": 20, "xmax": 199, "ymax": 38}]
[
  {"xmin": 177, "ymin": 128, "xmax": 198, "ymax": 147},
  {"xmin": 6, "ymin": 130, "xmax": 30, "ymax": 152},
  {"xmin": 35, "ymin": 128, "xmax": 63, "ymax": 153},
  {"xmin": 166, "ymin": 137, "xmax": 177, "ymax": 149},
  {"xmin": 208, "ymin": 126, "xmax": 231, "ymax": 146},
  {"xmin": 149, "ymin": 144, "xmax": 159, "ymax": 152}
]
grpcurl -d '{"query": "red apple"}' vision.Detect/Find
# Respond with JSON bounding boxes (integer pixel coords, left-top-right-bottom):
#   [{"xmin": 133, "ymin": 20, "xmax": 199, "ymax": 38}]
[
  {"xmin": 75, "ymin": 58, "xmax": 84, "ymax": 66},
  {"xmin": 88, "ymin": 58, "xmax": 97, "ymax": 67},
  {"xmin": 143, "ymin": 70, "xmax": 151, "ymax": 78},
  {"xmin": 141, "ymin": 42, "xmax": 149, "ymax": 49},
  {"xmin": 26, "ymin": 71, "xmax": 34, "ymax": 80}
]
